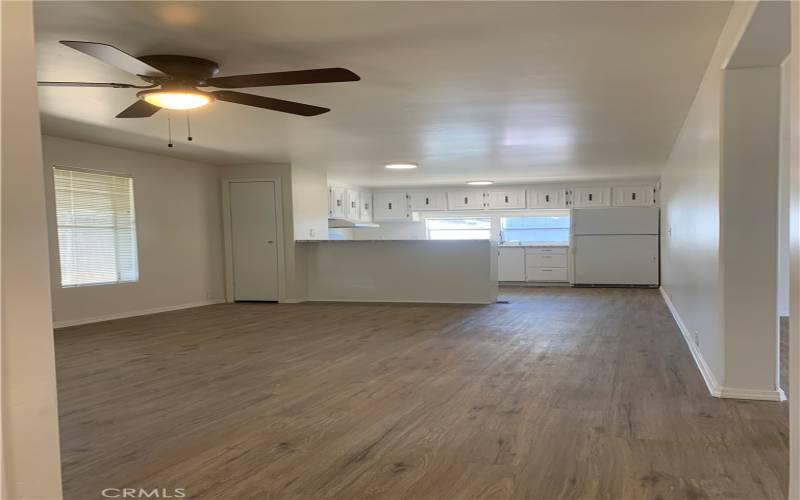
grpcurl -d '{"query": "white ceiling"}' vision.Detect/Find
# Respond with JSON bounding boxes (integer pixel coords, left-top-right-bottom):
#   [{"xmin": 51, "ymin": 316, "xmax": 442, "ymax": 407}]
[{"xmin": 34, "ymin": 1, "xmax": 731, "ymax": 187}]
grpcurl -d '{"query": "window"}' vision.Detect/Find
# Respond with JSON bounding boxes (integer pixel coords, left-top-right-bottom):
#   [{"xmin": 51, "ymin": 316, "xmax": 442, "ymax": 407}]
[
  {"xmin": 501, "ymin": 215, "xmax": 570, "ymax": 243},
  {"xmin": 426, "ymin": 217, "xmax": 491, "ymax": 240},
  {"xmin": 53, "ymin": 167, "xmax": 139, "ymax": 287}
]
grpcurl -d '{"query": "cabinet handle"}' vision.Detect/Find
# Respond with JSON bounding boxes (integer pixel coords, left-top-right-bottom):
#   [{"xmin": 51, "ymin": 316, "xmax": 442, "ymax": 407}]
[
  {"xmin": 632, "ymin": 192, "xmax": 637, "ymax": 201},
  {"xmin": 464, "ymin": 197, "xmax": 468, "ymax": 204},
  {"xmin": 588, "ymin": 193, "xmax": 593, "ymax": 201},
  {"xmin": 388, "ymin": 202, "xmax": 393, "ymax": 210},
  {"xmin": 504, "ymin": 195, "xmax": 509, "ymax": 203},
  {"xmin": 545, "ymin": 194, "xmax": 550, "ymax": 202},
  {"xmin": 426, "ymin": 197, "xmax": 430, "ymax": 205},
  {"xmin": 337, "ymin": 199, "xmax": 342, "ymax": 207}
]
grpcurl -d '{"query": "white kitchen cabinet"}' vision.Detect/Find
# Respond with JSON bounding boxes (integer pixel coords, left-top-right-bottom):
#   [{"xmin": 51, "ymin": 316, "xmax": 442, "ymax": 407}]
[
  {"xmin": 572, "ymin": 187, "xmax": 612, "ymax": 208},
  {"xmin": 408, "ymin": 191, "xmax": 448, "ymax": 211},
  {"xmin": 612, "ymin": 186, "xmax": 655, "ymax": 206},
  {"xmin": 329, "ymin": 186, "xmax": 346, "ymax": 218},
  {"xmin": 497, "ymin": 247, "xmax": 526, "ymax": 281},
  {"xmin": 447, "ymin": 190, "xmax": 486, "ymax": 210},
  {"xmin": 359, "ymin": 190, "xmax": 373, "ymax": 221},
  {"xmin": 524, "ymin": 245, "xmax": 569, "ymax": 283},
  {"xmin": 486, "ymin": 189, "xmax": 526, "ymax": 209},
  {"xmin": 527, "ymin": 188, "xmax": 569, "ymax": 209},
  {"xmin": 345, "ymin": 189, "xmax": 360, "ymax": 219},
  {"xmin": 372, "ymin": 192, "xmax": 410, "ymax": 221}
]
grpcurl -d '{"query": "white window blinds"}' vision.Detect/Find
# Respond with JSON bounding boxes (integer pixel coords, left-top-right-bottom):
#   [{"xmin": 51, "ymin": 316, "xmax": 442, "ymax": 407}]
[{"xmin": 53, "ymin": 167, "xmax": 139, "ymax": 287}]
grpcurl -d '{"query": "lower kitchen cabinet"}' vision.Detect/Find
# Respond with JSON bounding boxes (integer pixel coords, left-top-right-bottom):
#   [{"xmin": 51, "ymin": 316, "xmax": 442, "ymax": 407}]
[
  {"xmin": 525, "ymin": 246, "xmax": 569, "ymax": 282},
  {"xmin": 498, "ymin": 245, "xmax": 570, "ymax": 283},
  {"xmin": 497, "ymin": 247, "xmax": 525, "ymax": 281}
]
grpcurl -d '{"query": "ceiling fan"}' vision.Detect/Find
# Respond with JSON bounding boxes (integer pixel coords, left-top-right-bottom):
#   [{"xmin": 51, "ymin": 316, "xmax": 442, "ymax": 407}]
[{"xmin": 38, "ymin": 41, "xmax": 360, "ymax": 118}]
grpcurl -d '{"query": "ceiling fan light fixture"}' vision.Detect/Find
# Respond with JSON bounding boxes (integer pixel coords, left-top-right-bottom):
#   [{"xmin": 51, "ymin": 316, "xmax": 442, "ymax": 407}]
[
  {"xmin": 466, "ymin": 180, "xmax": 494, "ymax": 186},
  {"xmin": 385, "ymin": 163, "xmax": 418, "ymax": 170},
  {"xmin": 138, "ymin": 88, "xmax": 212, "ymax": 110}
]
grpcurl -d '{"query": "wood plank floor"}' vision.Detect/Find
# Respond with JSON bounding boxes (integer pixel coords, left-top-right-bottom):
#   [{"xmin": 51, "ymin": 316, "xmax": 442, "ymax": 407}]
[{"xmin": 54, "ymin": 287, "xmax": 788, "ymax": 500}]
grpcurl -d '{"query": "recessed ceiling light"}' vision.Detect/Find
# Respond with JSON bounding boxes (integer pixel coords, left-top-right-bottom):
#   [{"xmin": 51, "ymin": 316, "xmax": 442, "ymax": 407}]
[
  {"xmin": 385, "ymin": 163, "xmax": 418, "ymax": 170},
  {"xmin": 138, "ymin": 88, "xmax": 213, "ymax": 110},
  {"xmin": 466, "ymin": 180, "xmax": 494, "ymax": 186}
]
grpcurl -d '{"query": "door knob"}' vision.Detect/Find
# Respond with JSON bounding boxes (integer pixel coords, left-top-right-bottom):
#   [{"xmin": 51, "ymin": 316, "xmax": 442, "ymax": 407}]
[{"xmin": 267, "ymin": 241, "xmax": 275, "ymax": 244}]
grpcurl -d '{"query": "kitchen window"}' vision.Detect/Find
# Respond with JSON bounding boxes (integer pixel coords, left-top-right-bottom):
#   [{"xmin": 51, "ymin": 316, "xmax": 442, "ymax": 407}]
[
  {"xmin": 53, "ymin": 166, "xmax": 139, "ymax": 287},
  {"xmin": 501, "ymin": 215, "xmax": 570, "ymax": 243},
  {"xmin": 426, "ymin": 217, "xmax": 491, "ymax": 240}
]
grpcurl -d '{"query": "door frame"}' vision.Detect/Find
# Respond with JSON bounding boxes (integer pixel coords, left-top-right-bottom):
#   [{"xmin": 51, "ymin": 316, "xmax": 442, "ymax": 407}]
[{"xmin": 221, "ymin": 177, "xmax": 286, "ymax": 303}]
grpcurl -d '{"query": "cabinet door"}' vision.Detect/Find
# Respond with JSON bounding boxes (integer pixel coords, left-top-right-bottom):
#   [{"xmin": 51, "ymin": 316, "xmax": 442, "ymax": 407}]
[
  {"xmin": 497, "ymin": 247, "xmax": 526, "ymax": 281},
  {"xmin": 359, "ymin": 191, "xmax": 373, "ymax": 221},
  {"xmin": 408, "ymin": 191, "xmax": 447, "ymax": 211},
  {"xmin": 487, "ymin": 189, "xmax": 526, "ymax": 209},
  {"xmin": 527, "ymin": 188, "xmax": 568, "ymax": 209},
  {"xmin": 373, "ymin": 192, "xmax": 410, "ymax": 220},
  {"xmin": 447, "ymin": 190, "xmax": 485, "ymax": 210},
  {"xmin": 572, "ymin": 187, "xmax": 611, "ymax": 208},
  {"xmin": 329, "ymin": 187, "xmax": 346, "ymax": 218},
  {"xmin": 612, "ymin": 186, "xmax": 654, "ymax": 206},
  {"xmin": 345, "ymin": 189, "xmax": 360, "ymax": 219}
]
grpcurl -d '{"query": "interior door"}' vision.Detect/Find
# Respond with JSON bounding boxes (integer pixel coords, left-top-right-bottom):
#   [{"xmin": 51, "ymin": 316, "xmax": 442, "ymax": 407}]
[{"xmin": 229, "ymin": 181, "xmax": 279, "ymax": 301}]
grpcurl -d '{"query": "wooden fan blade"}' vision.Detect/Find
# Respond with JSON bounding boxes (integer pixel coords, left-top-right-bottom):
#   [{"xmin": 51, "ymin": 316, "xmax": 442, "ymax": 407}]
[
  {"xmin": 212, "ymin": 91, "xmax": 329, "ymax": 116},
  {"xmin": 206, "ymin": 68, "xmax": 359, "ymax": 89},
  {"xmin": 60, "ymin": 41, "xmax": 168, "ymax": 78},
  {"xmin": 38, "ymin": 81, "xmax": 153, "ymax": 88},
  {"xmin": 116, "ymin": 100, "xmax": 161, "ymax": 118}
]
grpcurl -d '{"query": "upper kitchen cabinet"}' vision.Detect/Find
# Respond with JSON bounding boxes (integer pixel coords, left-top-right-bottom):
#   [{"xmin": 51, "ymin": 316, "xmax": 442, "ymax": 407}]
[
  {"xmin": 373, "ymin": 191, "xmax": 411, "ymax": 221},
  {"xmin": 527, "ymin": 188, "xmax": 569, "ymax": 209},
  {"xmin": 329, "ymin": 186, "xmax": 346, "ymax": 218},
  {"xmin": 359, "ymin": 190, "xmax": 373, "ymax": 221},
  {"xmin": 447, "ymin": 190, "xmax": 486, "ymax": 210},
  {"xmin": 572, "ymin": 187, "xmax": 611, "ymax": 208},
  {"xmin": 345, "ymin": 189, "xmax": 361, "ymax": 219},
  {"xmin": 613, "ymin": 186, "xmax": 655, "ymax": 206},
  {"xmin": 486, "ymin": 189, "xmax": 526, "ymax": 209},
  {"xmin": 408, "ymin": 191, "xmax": 448, "ymax": 212}
]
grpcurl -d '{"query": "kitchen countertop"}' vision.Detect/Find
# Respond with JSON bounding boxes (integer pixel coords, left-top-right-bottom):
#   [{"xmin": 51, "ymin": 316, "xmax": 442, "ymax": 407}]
[
  {"xmin": 497, "ymin": 243, "xmax": 570, "ymax": 247},
  {"xmin": 295, "ymin": 239, "xmax": 493, "ymax": 243}
]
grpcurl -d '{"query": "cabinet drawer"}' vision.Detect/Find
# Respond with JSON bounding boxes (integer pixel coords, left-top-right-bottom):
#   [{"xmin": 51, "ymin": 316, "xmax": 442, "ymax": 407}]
[
  {"xmin": 526, "ymin": 253, "xmax": 567, "ymax": 267},
  {"xmin": 525, "ymin": 247, "xmax": 568, "ymax": 255},
  {"xmin": 526, "ymin": 267, "xmax": 568, "ymax": 282}
]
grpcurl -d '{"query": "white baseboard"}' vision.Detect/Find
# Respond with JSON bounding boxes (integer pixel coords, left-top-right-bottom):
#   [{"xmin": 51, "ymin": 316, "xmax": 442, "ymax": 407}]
[
  {"xmin": 659, "ymin": 287, "xmax": 785, "ymax": 402},
  {"xmin": 303, "ymin": 297, "xmax": 496, "ymax": 305},
  {"xmin": 53, "ymin": 299, "xmax": 225, "ymax": 329}
]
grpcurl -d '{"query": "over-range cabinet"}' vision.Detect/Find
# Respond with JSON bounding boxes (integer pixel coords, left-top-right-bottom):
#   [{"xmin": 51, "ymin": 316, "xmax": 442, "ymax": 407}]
[{"xmin": 571, "ymin": 207, "xmax": 659, "ymax": 286}]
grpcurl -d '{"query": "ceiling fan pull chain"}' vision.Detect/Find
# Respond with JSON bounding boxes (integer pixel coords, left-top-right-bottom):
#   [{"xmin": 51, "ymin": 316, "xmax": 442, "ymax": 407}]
[
  {"xmin": 186, "ymin": 112, "xmax": 193, "ymax": 142},
  {"xmin": 167, "ymin": 111, "xmax": 173, "ymax": 148}
]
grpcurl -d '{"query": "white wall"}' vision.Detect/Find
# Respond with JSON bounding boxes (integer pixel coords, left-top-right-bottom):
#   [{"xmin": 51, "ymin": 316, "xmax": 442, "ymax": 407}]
[
  {"xmin": 1, "ymin": 1, "xmax": 64, "ymax": 498},
  {"xmin": 719, "ymin": 65, "xmax": 781, "ymax": 393},
  {"xmin": 779, "ymin": 56, "xmax": 792, "ymax": 317},
  {"xmin": 789, "ymin": 4, "xmax": 800, "ymax": 496},
  {"xmin": 662, "ymin": 1, "xmax": 790, "ymax": 400},
  {"xmin": 292, "ymin": 165, "xmax": 329, "ymax": 241},
  {"xmin": 303, "ymin": 240, "xmax": 498, "ymax": 304},
  {"xmin": 660, "ymin": 2, "xmax": 756, "ymax": 390},
  {"xmin": 43, "ymin": 136, "xmax": 225, "ymax": 326}
]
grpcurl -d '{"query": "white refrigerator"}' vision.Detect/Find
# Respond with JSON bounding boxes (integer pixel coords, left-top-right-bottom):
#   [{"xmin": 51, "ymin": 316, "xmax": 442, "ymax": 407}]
[{"xmin": 572, "ymin": 207, "xmax": 659, "ymax": 286}]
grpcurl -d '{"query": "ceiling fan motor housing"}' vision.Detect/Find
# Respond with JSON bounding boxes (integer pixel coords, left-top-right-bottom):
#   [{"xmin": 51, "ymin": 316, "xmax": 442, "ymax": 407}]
[{"xmin": 136, "ymin": 54, "xmax": 220, "ymax": 84}]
